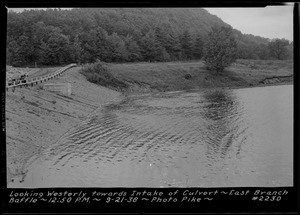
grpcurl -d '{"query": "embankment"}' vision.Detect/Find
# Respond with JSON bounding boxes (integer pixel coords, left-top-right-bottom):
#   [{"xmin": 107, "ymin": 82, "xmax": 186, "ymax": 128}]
[
  {"xmin": 6, "ymin": 66, "xmax": 122, "ymax": 184},
  {"xmin": 259, "ymin": 75, "xmax": 293, "ymax": 85},
  {"xmin": 81, "ymin": 59, "xmax": 293, "ymax": 93}
]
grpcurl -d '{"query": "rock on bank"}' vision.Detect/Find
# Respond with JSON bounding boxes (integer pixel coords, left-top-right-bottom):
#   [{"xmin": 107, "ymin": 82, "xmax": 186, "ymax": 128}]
[{"xmin": 6, "ymin": 66, "xmax": 122, "ymax": 184}]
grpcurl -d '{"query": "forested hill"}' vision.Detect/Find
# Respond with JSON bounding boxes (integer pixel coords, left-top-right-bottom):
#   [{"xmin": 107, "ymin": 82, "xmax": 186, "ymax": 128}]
[{"xmin": 7, "ymin": 8, "xmax": 274, "ymax": 66}]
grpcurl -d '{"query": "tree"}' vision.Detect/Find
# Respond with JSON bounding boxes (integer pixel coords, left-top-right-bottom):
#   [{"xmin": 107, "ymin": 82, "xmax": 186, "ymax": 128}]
[
  {"xmin": 154, "ymin": 26, "xmax": 172, "ymax": 61},
  {"xmin": 155, "ymin": 25, "xmax": 173, "ymax": 52},
  {"xmin": 7, "ymin": 40, "xmax": 21, "ymax": 66},
  {"xmin": 7, "ymin": 34, "xmax": 31, "ymax": 66},
  {"xmin": 78, "ymin": 30, "xmax": 99, "ymax": 63},
  {"xmin": 268, "ymin": 39, "xmax": 290, "ymax": 60},
  {"xmin": 123, "ymin": 35, "xmax": 142, "ymax": 62},
  {"xmin": 203, "ymin": 26, "xmax": 238, "ymax": 74},
  {"xmin": 180, "ymin": 30, "xmax": 193, "ymax": 60},
  {"xmin": 139, "ymin": 31, "xmax": 161, "ymax": 62},
  {"xmin": 42, "ymin": 29, "xmax": 71, "ymax": 65},
  {"xmin": 69, "ymin": 34, "xmax": 83, "ymax": 63},
  {"xmin": 286, "ymin": 41, "xmax": 293, "ymax": 59},
  {"xmin": 167, "ymin": 33, "xmax": 182, "ymax": 61},
  {"xmin": 31, "ymin": 21, "xmax": 53, "ymax": 65},
  {"xmin": 106, "ymin": 33, "xmax": 128, "ymax": 62},
  {"xmin": 192, "ymin": 34, "xmax": 204, "ymax": 59},
  {"xmin": 256, "ymin": 43, "xmax": 271, "ymax": 60}
]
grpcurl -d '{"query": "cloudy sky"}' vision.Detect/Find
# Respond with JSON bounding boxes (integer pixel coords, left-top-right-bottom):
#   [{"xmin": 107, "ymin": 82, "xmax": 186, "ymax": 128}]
[
  {"xmin": 205, "ymin": 5, "xmax": 294, "ymax": 41},
  {"xmin": 8, "ymin": 5, "xmax": 294, "ymax": 41}
]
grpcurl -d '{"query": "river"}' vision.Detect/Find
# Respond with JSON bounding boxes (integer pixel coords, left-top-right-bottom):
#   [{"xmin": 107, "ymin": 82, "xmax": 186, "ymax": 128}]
[{"xmin": 9, "ymin": 85, "xmax": 293, "ymax": 187}]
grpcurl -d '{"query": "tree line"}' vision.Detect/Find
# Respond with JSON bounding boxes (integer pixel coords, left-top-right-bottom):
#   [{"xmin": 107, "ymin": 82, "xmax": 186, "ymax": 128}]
[{"xmin": 6, "ymin": 8, "xmax": 293, "ymax": 67}]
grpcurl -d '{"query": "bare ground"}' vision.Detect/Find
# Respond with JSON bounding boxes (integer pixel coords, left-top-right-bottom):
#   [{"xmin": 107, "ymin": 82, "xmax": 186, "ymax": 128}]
[{"xmin": 6, "ymin": 66, "xmax": 122, "ymax": 184}]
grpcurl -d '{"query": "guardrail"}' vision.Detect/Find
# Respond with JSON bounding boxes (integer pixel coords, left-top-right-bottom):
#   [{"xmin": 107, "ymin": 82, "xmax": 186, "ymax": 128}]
[{"xmin": 6, "ymin": 63, "xmax": 77, "ymax": 90}]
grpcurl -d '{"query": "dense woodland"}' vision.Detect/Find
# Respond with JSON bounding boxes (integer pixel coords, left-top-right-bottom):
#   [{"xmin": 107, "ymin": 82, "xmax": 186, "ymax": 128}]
[{"xmin": 6, "ymin": 8, "xmax": 293, "ymax": 67}]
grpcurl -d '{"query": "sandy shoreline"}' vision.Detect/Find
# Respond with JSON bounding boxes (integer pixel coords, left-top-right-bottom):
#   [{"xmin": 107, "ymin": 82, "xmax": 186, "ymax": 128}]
[{"xmin": 6, "ymin": 66, "xmax": 122, "ymax": 184}]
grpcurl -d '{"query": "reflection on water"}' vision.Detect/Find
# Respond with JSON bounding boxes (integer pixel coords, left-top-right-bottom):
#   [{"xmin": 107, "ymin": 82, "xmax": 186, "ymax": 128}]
[{"xmin": 9, "ymin": 85, "xmax": 293, "ymax": 187}]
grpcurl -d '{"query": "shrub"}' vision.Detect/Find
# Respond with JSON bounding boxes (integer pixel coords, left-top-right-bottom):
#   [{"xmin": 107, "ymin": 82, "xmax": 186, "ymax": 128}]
[{"xmin": 81, "ymin": 60, "xmax": 128, "ymax": 90}]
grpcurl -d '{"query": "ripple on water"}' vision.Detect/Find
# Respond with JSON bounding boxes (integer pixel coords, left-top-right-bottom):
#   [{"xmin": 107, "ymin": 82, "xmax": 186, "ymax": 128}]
[{"xmin": 9, "ymin": 86, "xmax": 293, "ymax": 188}]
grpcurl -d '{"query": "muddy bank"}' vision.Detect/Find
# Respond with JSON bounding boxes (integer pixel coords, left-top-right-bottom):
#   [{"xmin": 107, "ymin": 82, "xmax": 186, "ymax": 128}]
[
  {"xmin": 6, "ymin": 66, "xmax": 122, "ymax": 184},
  {"xmin": 114, "ymin": 73, "xmax": 294, "ymax": 94},
  {"xmin": 259, "ymin": 74, "xmax": 293, "ymax": 85}
]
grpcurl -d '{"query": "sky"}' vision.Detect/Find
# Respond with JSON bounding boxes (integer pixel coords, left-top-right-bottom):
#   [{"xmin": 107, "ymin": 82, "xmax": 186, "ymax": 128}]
[
  {"xmin": 8, "ymin": 5, "xmax": 294, "ymax": 41},
  {"xmin": 205, "ymin": 5, "xmax": 294, "ymax": 41}
]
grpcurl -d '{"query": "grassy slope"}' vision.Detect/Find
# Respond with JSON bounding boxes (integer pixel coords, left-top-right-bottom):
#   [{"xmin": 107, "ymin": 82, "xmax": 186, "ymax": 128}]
[{"xmin": 105, "ymin": 59, "xmax": 293, "ymax": 93}]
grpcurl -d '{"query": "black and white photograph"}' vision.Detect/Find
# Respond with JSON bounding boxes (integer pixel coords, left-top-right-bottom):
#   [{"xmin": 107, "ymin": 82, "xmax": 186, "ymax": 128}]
[{"xmin": 4, "ymin": 4, "xmax": 294, "ymax": 194}]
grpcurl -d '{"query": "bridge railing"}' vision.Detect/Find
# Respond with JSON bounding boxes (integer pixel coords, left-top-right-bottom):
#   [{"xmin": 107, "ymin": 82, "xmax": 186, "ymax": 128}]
[{"xmin": 6, "ymin": 63, "xmax": 77, "ymax": 90}]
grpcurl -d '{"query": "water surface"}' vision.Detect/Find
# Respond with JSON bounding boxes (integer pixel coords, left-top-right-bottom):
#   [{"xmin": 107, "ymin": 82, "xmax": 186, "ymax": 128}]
[{"xmin": 9, "ymin": 85, "xmax": 293, "ymax": 187}]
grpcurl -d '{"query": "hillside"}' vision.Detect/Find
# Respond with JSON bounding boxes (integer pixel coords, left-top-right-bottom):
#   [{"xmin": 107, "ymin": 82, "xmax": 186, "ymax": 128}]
[{"xmin": 6, "ymin": 8, "xmax": 287, "ymax": 67}]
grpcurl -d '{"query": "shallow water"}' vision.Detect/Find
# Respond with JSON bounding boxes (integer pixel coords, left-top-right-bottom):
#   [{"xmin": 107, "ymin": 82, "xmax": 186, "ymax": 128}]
[{"xmin": 9, "ymin": 85, "xmax": 293, "ymax": 187}]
